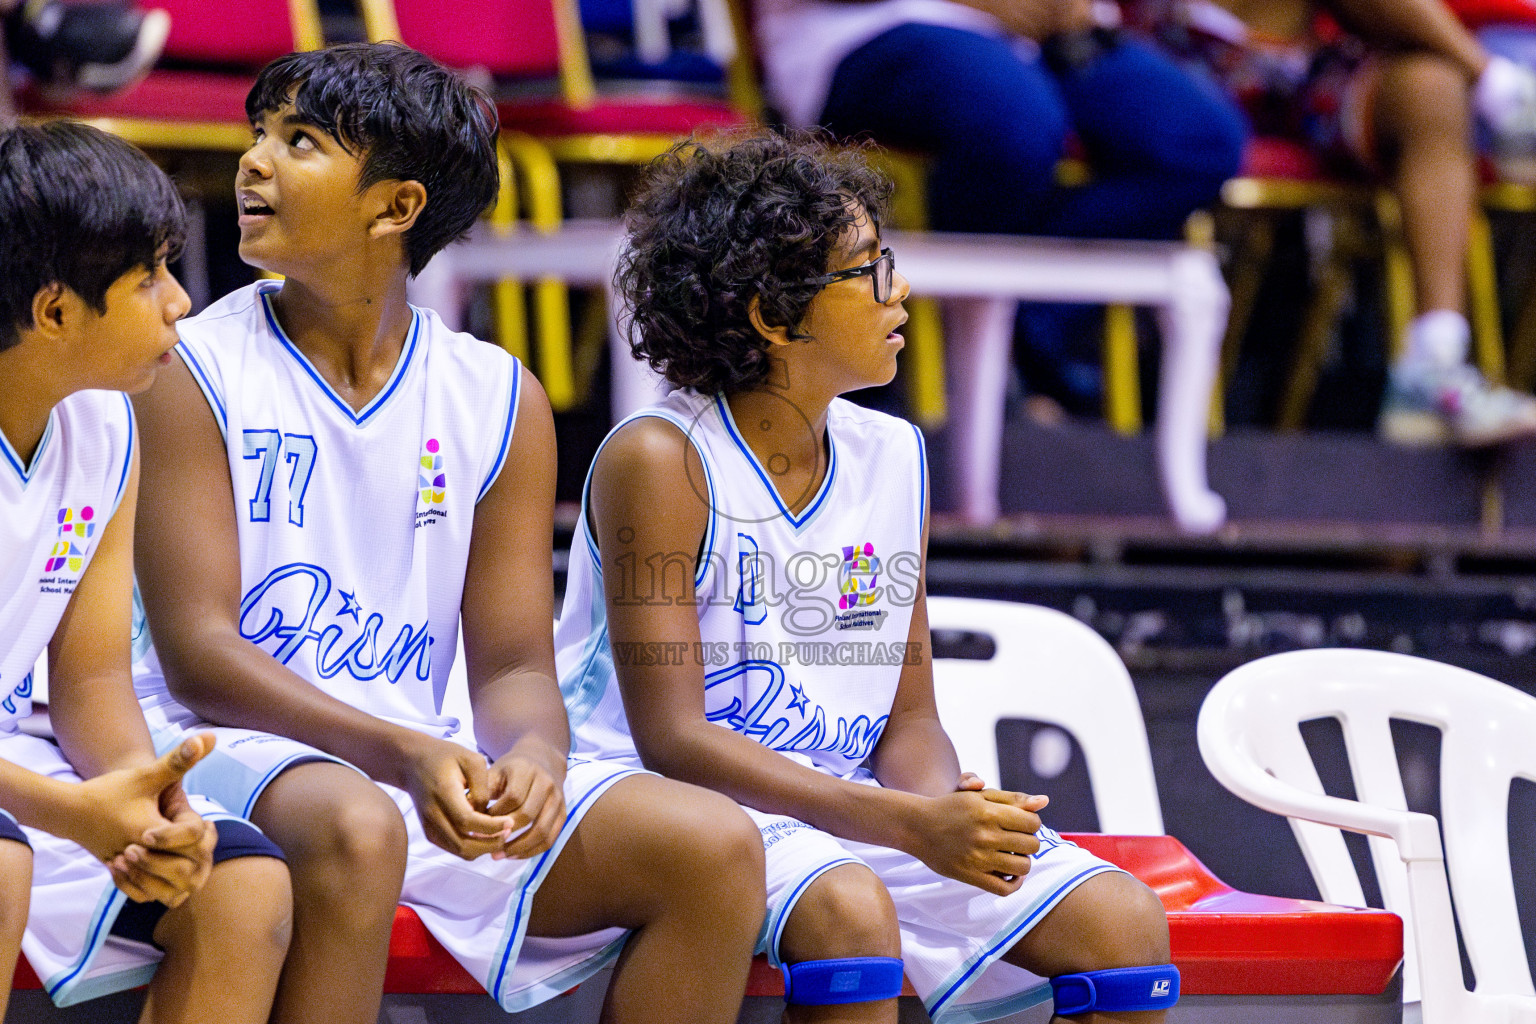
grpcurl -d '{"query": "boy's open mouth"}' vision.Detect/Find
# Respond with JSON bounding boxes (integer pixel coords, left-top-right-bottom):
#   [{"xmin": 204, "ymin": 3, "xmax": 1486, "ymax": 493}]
[{"xmin": 238, "ymin": 194, "xmax": 274, "ymax": 216}]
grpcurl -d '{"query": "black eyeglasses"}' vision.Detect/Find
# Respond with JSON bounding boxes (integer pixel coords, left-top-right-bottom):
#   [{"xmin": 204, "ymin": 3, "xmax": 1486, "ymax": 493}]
[{"xmin": 800, "ymin": 248, "xmax": 896, "ymax": 303}]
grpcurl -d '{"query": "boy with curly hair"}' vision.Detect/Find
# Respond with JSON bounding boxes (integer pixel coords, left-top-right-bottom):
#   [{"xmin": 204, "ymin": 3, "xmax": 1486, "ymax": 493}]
[{"xmin": 556, "ymin": 131, "xmax": 1176, "ymax": 1024}]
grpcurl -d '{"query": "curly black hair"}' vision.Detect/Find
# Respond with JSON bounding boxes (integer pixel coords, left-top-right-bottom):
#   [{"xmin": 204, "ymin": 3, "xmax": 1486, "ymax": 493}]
[{"xmin": 616, "ymin": 131, "xmax": 892, "ymax": 394}]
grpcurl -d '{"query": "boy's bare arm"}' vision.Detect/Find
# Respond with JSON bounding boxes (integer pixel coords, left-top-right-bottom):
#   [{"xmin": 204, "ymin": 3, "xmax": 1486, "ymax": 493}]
[
  {"xmin": 459, "ymin": 370, "xmax": 571, "ymax": 858},
  {"xmin": 1322, "ymin": 0, "xmax": 1485, "ymax": 76},
  {"xmin": 592, "ymin": 419, "xmax": 1040, "ymax": 895},
  {"xmin": 46, "ymin": 451, "xmax": 160, "ymax": 778},
  {"xmin": 861, "ymin": 512, "xmax": 963, "ymax": 798},
  {"xmin": 133, "ymin": 356, "xmax": 513, "ymax": 858}
]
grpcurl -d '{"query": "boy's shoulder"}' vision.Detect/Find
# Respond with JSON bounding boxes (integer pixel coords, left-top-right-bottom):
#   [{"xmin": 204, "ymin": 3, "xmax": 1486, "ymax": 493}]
[
  {"xmin": 175, "ymin": 281, "xmax": 269, "ymax": 350},
  {"xmin": 828, "ymin": 396, "xmax": 921, "ymax": 442},
  {"xmin": 409, "ymin": 302, "xmax": 517, "ymax": 375}
]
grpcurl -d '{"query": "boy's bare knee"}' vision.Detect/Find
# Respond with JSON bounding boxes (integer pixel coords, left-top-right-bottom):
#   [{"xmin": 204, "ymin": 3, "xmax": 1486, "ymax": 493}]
[
  {"xmin": 263, "ymin": 775, "xmax": 407, "ymax": 881},
  {"xmin": 1067, "ymin": 874, "xmax": 1170, "ymax": 971},
  {"xmin": 158, "ymin": 856, "xmax": 293, "ymax": 960},
  {"xmin": 0, "ymin": 843, "xmax": 31, "ymax": 939},
  {"xmin": 780, "ymin": 864, "xmax": 900, "ymax": 962},
  {"xmin": 1377, "ymin": 54, "xmax": 1472, "ymax": 138}
]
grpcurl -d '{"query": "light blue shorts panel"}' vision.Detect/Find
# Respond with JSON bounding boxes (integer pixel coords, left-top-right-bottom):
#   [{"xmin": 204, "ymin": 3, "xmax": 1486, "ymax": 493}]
[{"xmin": 140, "ymin": 698, "xmax": 358, "ymax": 821}]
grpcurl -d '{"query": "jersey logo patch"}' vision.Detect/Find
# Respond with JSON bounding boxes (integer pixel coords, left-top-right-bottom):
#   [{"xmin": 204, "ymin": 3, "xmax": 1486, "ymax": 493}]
[
  {"xmin": 419, "ymin": 438, "xmax": 446, "ymax": 505},
  {"xmin": 835, "ymin": 541, "xmax": 887, "ymax": 631},
  {"xmin": 44, "ymin": 505, "xmax": 95, "ymax": 573}
]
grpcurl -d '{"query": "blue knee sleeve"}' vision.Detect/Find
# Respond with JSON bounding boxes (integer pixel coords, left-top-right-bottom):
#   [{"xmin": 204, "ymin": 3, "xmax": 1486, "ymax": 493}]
[
  {"xmin": 781, "ymin": 957, "xmax": 904, "ymax": 1005},
  {"xmin": 1051, "ymin": 964, "xmax": 1180, "ymax": 1016}
]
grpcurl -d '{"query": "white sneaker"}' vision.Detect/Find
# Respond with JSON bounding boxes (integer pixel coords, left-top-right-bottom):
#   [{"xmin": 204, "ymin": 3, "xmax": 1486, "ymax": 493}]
[{"xmin": 1380, "ymin": 362, "xmax": 1536, "ymax": 448}]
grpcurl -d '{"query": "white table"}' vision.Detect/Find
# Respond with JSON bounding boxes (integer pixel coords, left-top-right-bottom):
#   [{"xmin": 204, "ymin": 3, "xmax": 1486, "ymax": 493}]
[{"xmin": 411, "ymin": 221, "xmax": 1229, "ymax": 534}]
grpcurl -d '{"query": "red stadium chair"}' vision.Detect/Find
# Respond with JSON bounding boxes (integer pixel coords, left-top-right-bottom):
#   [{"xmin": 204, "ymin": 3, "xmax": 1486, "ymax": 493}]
[
  {"xmin": 358, "ymin": 0, "xmax": 753, "ymax": 411},
  {"xmin": 1217, "ymin": 136, "xmax": 1506, "ymax": 431},
  {"xmin": 21, "ymin": 0, "xmax": 322, "ymax": 153}
]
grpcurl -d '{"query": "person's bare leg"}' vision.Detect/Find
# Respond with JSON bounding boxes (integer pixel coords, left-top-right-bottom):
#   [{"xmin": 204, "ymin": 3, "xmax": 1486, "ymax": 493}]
[
  {"xmin": 0, "ymin": 20, "xmax": 17, "ymax": 128},
  {"xmin": 250, "ymin": 763, "xmax": 408, "ymax": 1024},
  {"xmin": 775, "ymin": 863, "xmax": 902, "ymax": 1024},
  {"xmin": 525, "ymin": 774, "xmax": 763, "ymax": 1024},
  {"xmin": 0, "ymin": 840, "xmax": 31, "ymax": 1023},
  {"xmin": 1003, "ymin": 871, "xmax": 1170, "ymax": 1023},
  {"xmin": 140, "ymin": 855, "xmax": 291, "ymax": 1024},
  {"xmin": 1373, "ymin": 52, "xmax": 1476, "ymax": 318}
]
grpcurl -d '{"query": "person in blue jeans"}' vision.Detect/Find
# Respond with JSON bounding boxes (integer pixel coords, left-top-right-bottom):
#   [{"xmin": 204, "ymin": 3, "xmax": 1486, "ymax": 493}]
[{"xmin": 754, "ymin": 0, "xmax": 1248, "ymax": 415}]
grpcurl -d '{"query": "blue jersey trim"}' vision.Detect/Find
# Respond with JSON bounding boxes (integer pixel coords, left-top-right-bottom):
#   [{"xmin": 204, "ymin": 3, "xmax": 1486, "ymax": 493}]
[
  {"xmin": 0, "ymin": 409, "xmax": 55, "ymax": 486},
  {"xmin": 260, "ymin": 284, "xmax": 421, "ymax": 427},
  {"xmin": 109, "ymin": 394, "xmax": 135, "ymax": 518},
  {"xmin": 911, "ymin": 423, "xmax": 928, "ymax": 534},
  {"xmin": 478, "ymin": 357, "xmax": 522, "ymax": 502},
  {"xmin": 176, "ymin": 342, "xmax": 228, "ymax": 437},
  {"xmin": 713, "ymin": 395, "xmax": 836, "ymax": 532}
]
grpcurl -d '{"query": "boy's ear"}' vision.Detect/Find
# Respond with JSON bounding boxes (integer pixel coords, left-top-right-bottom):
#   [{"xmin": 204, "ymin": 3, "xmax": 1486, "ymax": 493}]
[
  {"xmin": 747, "ymin": 294, "xmax": 793, "ymax": 348},
  {"xmin": 29, "ymin": 283, "xmax": 73, "ymax": 340},
  {"xmin": 368, "ymin": 179, "xmax": 428, "ymax": 239}
]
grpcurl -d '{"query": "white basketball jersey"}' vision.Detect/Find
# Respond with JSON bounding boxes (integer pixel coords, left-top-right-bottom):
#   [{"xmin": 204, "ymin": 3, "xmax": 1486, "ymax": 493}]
[
  {"xmin": 0, "ymin": 390, "xmax": 134, "ymax": 734},
  {"xmin": 556, "ymin": 389, "xmax": 928, "ymax": 778},
  {"xmin": 134, "ymin": 282, "xmax": 522, "ymax": 738}
]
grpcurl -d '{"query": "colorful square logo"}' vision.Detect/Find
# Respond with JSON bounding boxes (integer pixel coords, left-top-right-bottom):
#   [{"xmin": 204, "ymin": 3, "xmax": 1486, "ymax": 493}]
[
  {"xmin": 419, "ymin": 439, "xmax": 446, "ymax": 505},
  {"xmin": 44, "ymin": 506, "xmax": 95, "ymax": 573}
]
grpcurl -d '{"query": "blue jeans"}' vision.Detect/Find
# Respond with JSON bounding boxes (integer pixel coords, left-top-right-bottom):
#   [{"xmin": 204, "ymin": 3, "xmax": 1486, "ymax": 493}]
[
  {"xmin": 819, "ymin": 23, "xmax": 1247, "ymax": 240},
  {"xmin": 819, "ymin": 24, "xmax": 1247, "ymax": 409}
]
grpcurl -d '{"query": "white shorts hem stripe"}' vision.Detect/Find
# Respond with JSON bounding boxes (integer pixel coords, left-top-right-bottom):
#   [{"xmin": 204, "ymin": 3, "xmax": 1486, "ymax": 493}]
[
  {"xmin": 497, "ymin": 932, "xmax": 629, "ymax": 1015},
  {"xmin": 925, "ymin": 864, "xmax": 1120, "ymax": 1021},
  {"xmin": 933, "ymin": 981, "xmax": 1054, "ymax": 1024},
  {"xmin": 486, "ymin": 765, "xmax": 642, "ymax": 1009},
  {"xmin": 764, "ymin": 856, "xmax": 860, "ymax": 967},
  {"xmin": 44, "ymin": 886, "xmax": 126, "ymax": 1005}
]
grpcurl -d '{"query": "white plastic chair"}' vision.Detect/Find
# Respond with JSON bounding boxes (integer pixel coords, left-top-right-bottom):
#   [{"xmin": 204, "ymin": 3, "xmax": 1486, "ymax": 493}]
[
  {"xmin": 927, "ymin": 596, "xmax": 1164, "ymax": 835},
  {"xmin": 1198, "ymin": 649, "xmax": 1536, "ymax": 1024}
]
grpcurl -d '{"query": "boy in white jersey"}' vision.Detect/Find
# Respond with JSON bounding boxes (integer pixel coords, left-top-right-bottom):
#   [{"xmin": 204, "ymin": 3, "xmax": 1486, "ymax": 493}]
[
  {"xmin": 0, "ymin": 121, "xmax": 291, "ymax": 1021},
  {"xmin": 555, "ymin": 132, "xmax": 1178, "ymax": 1024},
  {"xmin": 130, "ymin": 43, "xmax": 764, "ymax": 1024}
]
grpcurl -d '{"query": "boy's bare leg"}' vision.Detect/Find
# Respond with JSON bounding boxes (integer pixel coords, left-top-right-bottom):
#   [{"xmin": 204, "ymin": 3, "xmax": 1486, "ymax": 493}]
[
  {"xmin": 1372, "ymin": 52, "xmax": 1476, "ymax": 319},
  {"xmin": 1003, "ymin": 871, "xmax": 1171, "ymax": 1023},
  {"xmin": 526, "ymin": 774, "xmax": 764, "ymax": 1024},
  {"xmin": 140, "ymin": 855, "xmax": 292, "ymax": 1024},
  {"xmin": 249, "ymin": 763, "xmax": 408, "ymax": 1024},
  {"xmin": 0, "ymin": 840, "xmax": 30, "ymax": 1023},
  {"xmin": 776, "ymin": 864, "xmax": 902, "ymax": 1024}
]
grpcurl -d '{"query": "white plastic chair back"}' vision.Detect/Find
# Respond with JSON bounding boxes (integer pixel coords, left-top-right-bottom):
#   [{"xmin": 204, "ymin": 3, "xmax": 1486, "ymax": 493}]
[
  {"xmin": 927, "ymin": 596, "xmax": 1163, "ymax": 835},
  {"xmin": 1198, "ymin": 649, "xmax": 1536, "ymax": 1023}
]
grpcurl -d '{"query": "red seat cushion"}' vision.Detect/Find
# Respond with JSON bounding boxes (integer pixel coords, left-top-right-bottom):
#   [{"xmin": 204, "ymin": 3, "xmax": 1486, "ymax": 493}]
[
  {"xmin": 12, "ymin": 836, "xmax": 1403, "ymax": 1000},
  {"xmin": 1241, "ymin": 136, "xmax": 1331, "ymax": 181},
  {"xmin": 496, "ymin": 97, "xmax": 747, "ymax": 137},
  {"xmin": 1069, "ymin": 834, "xmax": 1403, "ymax": 996},
  {"xmin": 22, "ymin": 70, "xmax": 257, "ymax": 125}
]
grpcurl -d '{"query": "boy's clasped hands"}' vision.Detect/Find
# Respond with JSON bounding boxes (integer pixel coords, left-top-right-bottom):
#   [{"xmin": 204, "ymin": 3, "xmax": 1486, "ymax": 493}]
[{"xmin": 70, "ymin": 734, "xmax": 217, "ymax": 907}]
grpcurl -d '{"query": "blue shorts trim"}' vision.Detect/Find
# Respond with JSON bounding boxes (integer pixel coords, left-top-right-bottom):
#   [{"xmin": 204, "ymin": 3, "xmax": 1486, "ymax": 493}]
[
  {"xmin": 107, "ymin": 819, "xmax": 284, "ymax": 948},
  {"xmin": 0, "ymin": 808, "xmax": 29, "ymax": 848}
]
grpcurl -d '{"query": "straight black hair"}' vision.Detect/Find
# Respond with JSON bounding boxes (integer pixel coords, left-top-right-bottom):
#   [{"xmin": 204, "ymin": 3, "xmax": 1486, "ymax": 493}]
[
  {"xmin": 247, "ymin": 42, "xmax": 499, "ymax": 277},
  {"xmin": 0, "ymin": 121, "xmax": 185, "ymax": 351}
]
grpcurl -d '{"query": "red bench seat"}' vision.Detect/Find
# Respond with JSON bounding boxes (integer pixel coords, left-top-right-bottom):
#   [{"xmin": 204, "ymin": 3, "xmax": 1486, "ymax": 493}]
[{"xmin": 12, "ymin": 834, "xmax": 1402, "ymax": 1003}]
